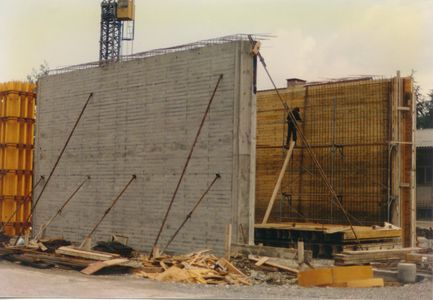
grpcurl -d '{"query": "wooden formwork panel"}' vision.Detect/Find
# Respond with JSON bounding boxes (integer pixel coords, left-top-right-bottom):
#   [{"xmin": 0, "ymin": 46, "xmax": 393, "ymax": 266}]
[{"xmin": 256, "ymin": 77, "xmax": 413, "ymax": 230}]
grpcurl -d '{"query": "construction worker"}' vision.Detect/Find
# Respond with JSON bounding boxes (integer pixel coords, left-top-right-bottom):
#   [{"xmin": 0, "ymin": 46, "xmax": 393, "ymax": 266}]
[{"xmin": 286, "ymin": 107, "xmax": 302, "ymax": 148}]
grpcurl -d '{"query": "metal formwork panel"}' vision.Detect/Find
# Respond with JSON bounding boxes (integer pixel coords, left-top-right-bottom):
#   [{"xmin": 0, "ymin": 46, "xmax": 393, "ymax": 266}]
[{"xmin": 0, "ymin": 81, "xmax": 35, "ymax": 236}]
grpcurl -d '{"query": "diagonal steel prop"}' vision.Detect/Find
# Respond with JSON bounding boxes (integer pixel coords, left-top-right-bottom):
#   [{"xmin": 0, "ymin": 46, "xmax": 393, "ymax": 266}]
[
  {"xmin": 162, "ymin": 173, "xmax": 221, "ymax": 253},
  {"xmin": 15, "ymin": 92, "xmax": 94, "ymax": 244},
  {"xmin": 0, "ymin": 176, "xmax": 44, "ymax": 234},
  {"xmin": 80, "ymin": 174, "xmax": 136, "ymax": 248},
  {"xmin": 150, "ymin": 74, "xmax": 224, "ymax": 256},
  {"xmin": 33, "ymin": 175, "xmax": 91, "ymax": 241}
]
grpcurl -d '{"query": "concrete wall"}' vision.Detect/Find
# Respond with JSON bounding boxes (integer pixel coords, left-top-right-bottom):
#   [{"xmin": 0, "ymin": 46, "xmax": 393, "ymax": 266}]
[{"xmin": 33, "ymin": 41, "xmax": 255, "ymax": 254}]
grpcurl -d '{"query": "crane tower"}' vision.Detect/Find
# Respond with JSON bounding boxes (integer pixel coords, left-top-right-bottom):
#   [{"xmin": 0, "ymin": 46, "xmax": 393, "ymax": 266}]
[{"xmin": 99, "ymin": 0, "xmax": 135, "ymax": 62}]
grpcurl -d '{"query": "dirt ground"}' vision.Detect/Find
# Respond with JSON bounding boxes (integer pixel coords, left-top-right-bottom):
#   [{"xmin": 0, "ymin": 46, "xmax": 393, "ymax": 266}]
[{"xmin": 0, "ymin": 260, "xmax": 432, "ymax": 299}]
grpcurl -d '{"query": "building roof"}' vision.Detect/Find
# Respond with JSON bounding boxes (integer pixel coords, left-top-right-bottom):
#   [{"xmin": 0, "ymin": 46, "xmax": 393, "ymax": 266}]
[{"xmin": 416, "ymin": 129, "xmax": 433, "ymax": 148}]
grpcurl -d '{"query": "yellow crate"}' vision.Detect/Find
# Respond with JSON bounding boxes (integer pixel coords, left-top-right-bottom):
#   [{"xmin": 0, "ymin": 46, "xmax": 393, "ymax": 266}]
[{"xmin": 0, "ymin": 81, "xmax": 35, "ymax": 236}]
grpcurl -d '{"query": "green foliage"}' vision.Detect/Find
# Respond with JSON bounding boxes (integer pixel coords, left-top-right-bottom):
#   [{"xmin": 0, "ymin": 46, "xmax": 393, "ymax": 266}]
[
  {"xmin": 26, "ymin": 61, "xmax": 49, "ymax": 83},
  {"xmin": 416, "ymin": 88, "xmax": 433, "ymax": 129}
]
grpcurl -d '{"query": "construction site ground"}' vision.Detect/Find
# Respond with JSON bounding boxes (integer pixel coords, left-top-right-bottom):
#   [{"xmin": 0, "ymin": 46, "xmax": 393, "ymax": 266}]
[{"xmin": 1, "ymin": 260, "xmax": 431, "ymax": 299}]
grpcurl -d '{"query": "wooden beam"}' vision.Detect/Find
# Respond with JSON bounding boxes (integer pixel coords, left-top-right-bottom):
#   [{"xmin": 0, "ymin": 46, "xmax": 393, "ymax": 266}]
[
  {"xmin": 248, "ymin": 255, "xmax": 299, "ymax": 274},
  {"xmin": 231, "ymin": 243, "xmax": 312, "ymax": 260},
  {"xmin": 224, "ymin": 224, "xmax": 232, "ymax": 261},
  {"xmin": 297, "ymin": 241, "xmax": 304, "ymax": 264},
  {"xmin": 81, "ymin": 258, "xmax": 129, "ymax": 275},
  {"xmin": 345, "ymin": 278, "xmax": 384, "ymax": 288},
  {"xmin": 342, "ymin": 247, "xmax": 420, "ymax": 255},
  {"xmin": 409, "ymin": 76, "xmax": 417, "ymax": 247},
  {"xmin": 254, "ymin": 256, "xmax": 269, "ymax": 266},
  {"xmin": 262, "ymin": 141, "xmax": 295, "ymax": 224},
  {"xmin": 56, "ymin": 246, "xmax": 119, "ymax": 261},
  {"xmin": 216, "ymin": 257, "xmax": 246, "ymax": 276}
]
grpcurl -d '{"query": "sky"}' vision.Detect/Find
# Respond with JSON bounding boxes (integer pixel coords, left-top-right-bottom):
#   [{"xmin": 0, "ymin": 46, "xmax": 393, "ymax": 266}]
[{"xmin": 1, "ymin": 0, "xmax": 432, "ymax": 95}]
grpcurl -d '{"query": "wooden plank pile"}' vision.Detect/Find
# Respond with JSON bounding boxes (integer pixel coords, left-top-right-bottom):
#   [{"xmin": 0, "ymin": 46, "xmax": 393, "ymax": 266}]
[
  {"xmin": 1, "ymin": 246, "xmax": 100, "ymax": 270},
  {"xmin": 334, "ymin": 247, "xmax": 421, "ymax": 266},
  {"xmin": 134, "ymin": 250, "xmax": 252, "ymax": 285}
]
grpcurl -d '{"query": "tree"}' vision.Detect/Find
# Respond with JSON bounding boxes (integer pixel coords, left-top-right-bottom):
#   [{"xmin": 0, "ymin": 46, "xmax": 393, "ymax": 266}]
[
  {"xmin": 416, "ymin": 86, "xmax": 433, "ymax": 129},
  {"xmin": 26, "ymin": 61, "xmax": 49, "ymax": 83}
]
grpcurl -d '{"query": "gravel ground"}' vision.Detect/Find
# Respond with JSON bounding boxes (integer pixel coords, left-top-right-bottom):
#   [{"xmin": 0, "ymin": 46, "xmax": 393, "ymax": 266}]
[{"xmin": 0, "ymin": 260, "xmax": 431, "ymax": 299}]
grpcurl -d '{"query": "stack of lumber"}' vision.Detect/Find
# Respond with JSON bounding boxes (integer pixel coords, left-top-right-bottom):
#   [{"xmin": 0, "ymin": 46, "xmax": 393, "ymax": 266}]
[
  {"xmin": 1, "ymin": 246, "xmax": 101, "ymax": 270},
  {"xmin": 134, "ymin": 250, "xmax": 251, "ymax": 285},
  {"xmin": 405, "ymin": 252, "xmax": 433, "ymax": 274},
  {"xmin": 0, "ymin": 245, "xmax": 138, "ymax": 273},
  {"xmin": 334, "ymin": 247, "xmax": 421, "ymax": 265},
  {"xmin": 298, "ymin": 265, "xmax": 384, "ymax": 288}
]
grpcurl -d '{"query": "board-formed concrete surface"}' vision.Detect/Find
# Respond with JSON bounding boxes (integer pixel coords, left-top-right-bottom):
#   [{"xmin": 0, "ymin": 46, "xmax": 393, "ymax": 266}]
[{"xmin": 34, "ymin": 40, "xmax": 255, "ymax": 254}]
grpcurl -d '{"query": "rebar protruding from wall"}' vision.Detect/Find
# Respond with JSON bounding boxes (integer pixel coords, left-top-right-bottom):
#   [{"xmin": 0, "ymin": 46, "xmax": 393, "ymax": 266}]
[
  {"xmin": 150, "ymin": 74, "xmax": 224, "ymax": 257},
  {"xmin": 162, "ymin": 173, "xmax": 221, "ymax": 253},
  {"xmin": 80, "ymin": 174, "xmax": 136, "ymax": 247},
  {"xmin": 33, "ymin": 176, "xmax": 91, "ymax": 241},
  {"xmin": 0, "ymin": 176, "xmax": 44, "ymax": 234},
  {"xmin": 14, "ymin": 92, "xmax": 94, "ymax": 245}
]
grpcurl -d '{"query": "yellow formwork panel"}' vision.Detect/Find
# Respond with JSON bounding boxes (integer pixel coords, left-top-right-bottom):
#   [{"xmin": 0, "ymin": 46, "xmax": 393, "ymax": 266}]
[
  {"xmin": 0, "ymin": 81, "xmax": 35, "ymax": 236},
  {"xmin": 0, "ymin": 173, "xmax": 33, "ymax": 235},
  {"xmin": 0, "ymin": 82, "xmax": 36, "ymax": 119},
  {"xmin": 0, "ymin": 197, "xmax": 31, "ymax": 236},
  {"xmin": 0, "ymin": 120, "xmax": 34, "ymax": 144},
  {"xmin": 0, "ymin": 147, "xmax": 33, "ymax": 170},
  {"xmin": 0, "ymin": 173, "xmax": 32, "ymax": 197}
]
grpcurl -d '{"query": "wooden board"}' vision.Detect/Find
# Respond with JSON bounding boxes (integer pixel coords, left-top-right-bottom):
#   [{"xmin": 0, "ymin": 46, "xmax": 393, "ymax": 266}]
[
  {"xmin": 254, "ymin": 256, "xmax": 269, "ymax": 266},
  {"xmin": 298, "ymin": 266, "xmax": 374, "ymax": 287},
  {"xmin": 406, "ymin": 252, "xmax": 433, "ymax": 263},
  {"xmin": 4, "ymin": 252, "xmax": 95, "ymax": 270},
  {"xmin": 231, "ymin": 243, "xmax": 312, "ymax": 260},
  {"xmin": 81, "ymin": 258, "xmax": 129, "ymax": 275},
  {"xmin": 262, "ymin": 141, "xmax": 295, "ymax": 224},
  {"xmin": 216, "ymin": 257, "xmax": 245, "ymax": 276},
  {"xmin": 56, "ymin": 246, "xmax": 119, "ymax": 261},
  {"xmin": 248, "ymin": 255, "xmax": 299, "ymax": 274},
  {"xmin": 335, "ymin": 247, "xmax": 422, "ymax": 265},
  {"xmin": 298, "ymin": 268, "xmax": 333, "ymax": 287},
  {"xmin": 345, "ymin": 278, "xmax": 384, "ymax": 288},
  {"xmin": 255, "ymin": 222, "xmax": 402, "ymax": 241},
  {"xmin": 342, "ymin": 247, "xmax": 420, "ymax": 255},
  {"xmin": 332, "ymin": 266, "xmax": 373, "ymax": 284}
]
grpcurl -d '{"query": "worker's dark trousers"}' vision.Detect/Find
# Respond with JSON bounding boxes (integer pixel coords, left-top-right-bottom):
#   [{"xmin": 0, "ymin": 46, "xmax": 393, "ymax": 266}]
[{"xmin": 286, "ymin": 123, "xmax": 297, "ymax": 145}]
